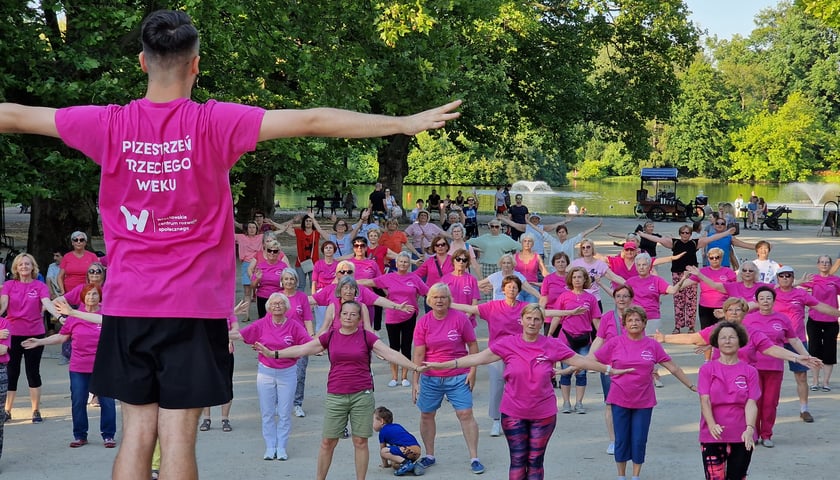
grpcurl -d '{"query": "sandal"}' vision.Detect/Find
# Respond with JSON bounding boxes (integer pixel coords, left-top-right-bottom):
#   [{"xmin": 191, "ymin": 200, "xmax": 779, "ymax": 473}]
[
  {"xmin": 199, "ymin": 418, "xmax": 211, "ymax": 431},
  {"xmin": 222, "ymin": 419, "xmax": 232, "ymax": 432}
]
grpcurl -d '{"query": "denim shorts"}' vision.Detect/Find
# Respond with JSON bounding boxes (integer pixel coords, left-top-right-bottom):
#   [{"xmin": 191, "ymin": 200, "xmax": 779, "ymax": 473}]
[
  {"xmin": 240, "ymin": 261, "xmax": 251, "ymax": 286},
  {"xmin": 416, "ymin": 373, "xmax": 473, "ymax": 412},
  {"xmin": 785, "ymin": 342, "xmax": 809, "ymax": 373}
]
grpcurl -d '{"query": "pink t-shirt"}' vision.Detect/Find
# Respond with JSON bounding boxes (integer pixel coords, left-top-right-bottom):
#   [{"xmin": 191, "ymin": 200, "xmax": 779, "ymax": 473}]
[
  {"xmin": 253, "ymin": 259, "xmax": 289, "ymax": 299},
  {"xmin": 0, "ymin": 317, "xmax": 12, "ymax": 363},
  {"xmin": 312, "ymin": 284, "xmax": 380, "ymax": 308},
  {"xmin": 312, "ymin": 259, "xmax": 338, "ymax": 291},
  {"xmin": 596, "ymin": 310, "xmax": 625, "ymax": 341},
  {"xmin": 285, "ymin": 291, "xmax": 314, "ymax": 327},
  {"xmin": 698, "ymin": 324, "xmax": 775, "ymax": 366},
  {"xmin": 59, "ymin": 309, "xmax": 103, "ymax": 373},
  {"xmin": 626, "ymin": 275, "xmax": 670, "ymax": 319},
  {"xmin": 234, "ymin": 233, "xmax": 263, "ymax": 262},
  {"xmin": 540, "ymin": 273, "xmax": 568, "ymax": 308},
  {"xmin": 742, "ymin": 311, "xmax": 795, "ymax": 371},
  {"xmin": 415, "ymin": 255, "xmax": 454, "ymax": 286},
  {"xmin": 64, "ymin": 283, "xmax": 86, "ymax": 306},
  {"xmin": 594, "ymin": 335, "xmax": 671, "ymax": 409},
  {"xmin": 56, "ymin": 99, "xmax": 264, "ymax": 318},
  {"xmin": 723, "ymin": 282, "xmax": 771, "ymax": 302},
  {"xmin": 803, "ymin": 275, "xmax": 840, "ymax": 322},
  {"xmin": 441, "ymin": 272, "xmax": 480, "ymax": 326},
  {"xmin": 697, "ymin": 360, "xmax": 761, "ymax": 443},
  {"xmin": 491, "ymin": 335, "xmax": 574, "ymax": 419},
  {"xmin": 60, "ymin": 251, "xmax": 99, "ymax": 294},
  {"xmin": 319, "ymin": 328, "xmax": 380, "ymax": 394},
  {"xmin": 551, "ymin": 290, "xmax": 601, "ymax": 336},
  {"xmin": 1, "ymin": 280, "xmax": 50, "ymax": 336},
  {"xmin": 240, "ymin": 315, "xmax": 311, "ymax": 369},
  {"xmin": 607, "ymin": 256, "xmax": 638, "ymax": 282},
  {"xmin": 692, "ymin": 266, "xmax": 736, "ymax": 308},
  {"xmin": 374, "ymin": 272, "xmax": 429, "ymax": 324},
  {"xmin": 413, "ymin": 310, "xmax": 476, "ymax": 377},
  {"xmin": 349, "ymin": 258, "xmax": 380, "ymax": 280},
  {"xmin": 773, "ymin": 287, "xmax": 819, "ymax": 341},
  {"xmin": 514, "ymin": 253, "xmax": 540, "ymax": 282},
  {"xmin": 477, "ymin": 300, "xmax": 527, "ymax": 346}
]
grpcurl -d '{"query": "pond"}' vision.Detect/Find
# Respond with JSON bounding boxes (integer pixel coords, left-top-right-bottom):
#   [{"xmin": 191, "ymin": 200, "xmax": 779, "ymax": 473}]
[{"xmin": 275, "ymin": 180, "xmax": 840, "ymax": 221}]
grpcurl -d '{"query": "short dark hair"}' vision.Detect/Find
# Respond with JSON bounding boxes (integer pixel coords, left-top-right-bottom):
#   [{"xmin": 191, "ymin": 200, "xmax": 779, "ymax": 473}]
[
  {"xmin": 374, "ymin": 406, "xmax": 393, "ymax": 424},
  {"xmin": 709, "ymin": 321, "xmax": 748, "ymax": 349},
  {"xmin": 141, "ymin": 10, "xmax": 199, "ymax": 65},
  {"xmin": 755, "ymin": 285, "xmax": 776, "ymax": 301}
]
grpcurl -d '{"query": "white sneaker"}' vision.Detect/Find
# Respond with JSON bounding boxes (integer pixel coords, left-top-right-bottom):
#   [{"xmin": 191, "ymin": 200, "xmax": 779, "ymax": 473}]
[
  {"xmin": 276, "ymin": 449, "xmax": 288, "ymax": 461},
  {"xmin": 490, "ymin": 419, "xmax": 502, "ymax": 437},
  {"xmin": 402, "ymin": 379, "xmax": 411, "ymax": 387},
  {"xmin": 263, "ymin": 448, "xmax": 275, "ymax": 460},
  {"xmin": 387, "ymin": 379, "xmax": 398, "ymax": 387},
  {"xmin": 606, "ymin": 442, "xmax": 615, "ymax": 455},
  {"xmin": 294, "ymin": 405, "xmax": 306, "ymax": 418}
]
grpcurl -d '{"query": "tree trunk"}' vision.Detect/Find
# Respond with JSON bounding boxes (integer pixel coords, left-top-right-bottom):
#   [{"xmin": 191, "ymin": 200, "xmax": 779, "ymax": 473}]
[
  {"xmin": 28, "ymin": 194, "xmax": 100, "ymax": 273},
  {"xmin": 377, "ymin": 134, "xmax": 412, "ymax": 211},
  {"xmin": 235, "ymin": 171, "xmax": 277, "ymax": 224}
]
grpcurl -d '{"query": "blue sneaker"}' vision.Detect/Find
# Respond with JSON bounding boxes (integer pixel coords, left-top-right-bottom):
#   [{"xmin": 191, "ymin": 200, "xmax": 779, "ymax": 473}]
[
  {"xmin": 471, "ymin": 459, "xmax": 485, "ymax": 474},
  {"xmin": 394, "ymin": 460, "xmax": 415, "ymax": 476},
  {"xmin": 418, "ymin": 457, "xmax": 436, "ymax": 468}
]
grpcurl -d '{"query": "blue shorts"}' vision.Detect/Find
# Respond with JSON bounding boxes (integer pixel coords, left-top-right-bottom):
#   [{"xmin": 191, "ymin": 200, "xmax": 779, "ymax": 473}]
[
  {"xmin": 785, "ymin": 342, "xmax": 809, "ymax": 373},
  {"xmin": 416, "ymin": 373, "xmax": 473, "ymax": 412},
  {"xmin": 240, "ymin": 261, "xmax": 251, "ymax": 286}
]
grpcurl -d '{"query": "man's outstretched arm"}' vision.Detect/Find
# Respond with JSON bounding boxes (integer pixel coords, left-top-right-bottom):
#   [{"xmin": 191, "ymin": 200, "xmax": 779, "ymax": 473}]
[
  {"xmin": 258, "ymin": 99, "xmax": 462, "ymax": 142},
  {"xmin": 0, "ymin": 104, "xmax": 59, "ymax": 137}
]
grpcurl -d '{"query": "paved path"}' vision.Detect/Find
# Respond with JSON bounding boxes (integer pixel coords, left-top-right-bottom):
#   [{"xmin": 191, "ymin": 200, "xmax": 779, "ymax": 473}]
[{"xmin": 1, "ymin": 210, "xmax": 838, "ymax": 479}]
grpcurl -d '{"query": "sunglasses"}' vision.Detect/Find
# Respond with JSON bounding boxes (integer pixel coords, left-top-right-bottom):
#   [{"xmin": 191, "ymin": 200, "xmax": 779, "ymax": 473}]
[
  {"xmin": 454, "ymin": 257, "xmax": 469, "ymax": 263},
  {"xmin": 679, "ymin": 231, "xmax": 691, "ymax": 235},
  {"xmin": 741, "ymin": 269, "xmax": 755, "ymax": 273},
  {"xmin": 88, "ymin": 269, "xmax": 103, "ymax": 274},
  {"xmin": 581, "ymin": 245, "xmax": 593, "ymax": 250},
  {"xmin": 777, "ymin": 273, "xmax": 794, "ymax": 278},
  {"xmin": 435, "ymin": 243, "xmax": 448, "ymax": 247},
  {"xmin": 72, "ymin": 238, "xmax": 86, "ymax": 242},
  {"xmin": 266, "ymin": 249, "xmax": 280, "ymax": 254},
  {"xmin": 489, "ymin": 225, "xmax": 501, "ymax": 229},
  {"xmin": 353, "ymin": 244, "xmax": 367, "ymax": 248},
  {"xmin": 715, "ymin": 222, "xmax": 726, "ymax": 226},
  {"xmin": 708, "ymin": 256, "xmax": 721, "ymax": 260},
  {"xmin": 337, "ymin": 270, "xmax": 354, "ymax": 275}
]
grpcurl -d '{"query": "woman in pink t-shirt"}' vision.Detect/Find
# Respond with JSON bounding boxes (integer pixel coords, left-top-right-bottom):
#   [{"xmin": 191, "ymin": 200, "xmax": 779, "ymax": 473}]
[
  {"xmin": 248, "ymin": 239, "xmax": 290, "ymax": 318},
  {"xmin": 697, "ymin": 321, "xmax": 760, "ymax": 480},
  {"xmin": 312, "ymin": 241, "xmax": 339, "ymax": 333},
  {"xmin": 802, "ymin": 255, "xmax": 840, "ymax": 390},
  {"xmin": 232, "ymin": 292, "xmax": 312, "ymax": 461},
  {"xmin": 279, "ymin": 268, "xmax": 316, "ymax": 419},
  {"xmin": 261, "ymin": 301, "xmax": 423, "ymax": 479},
  {"xmin": 686, "ymin": 260, "xmax": 770, "ymax": 306},
  {"xmin": 440, "ymin": 248, "xmax": 481, "ymax": 327},
  {"xmin": 513, "ymin": 233, "xmax": 548, "ymax": 303},
  {"xmin": 362, "ymin": 253, "xmax": 428, "ymax": 387},
  {"xmin": 0, "ymin": 254, "xmax": 56, "ymax": 423},
  {"xmin": 539, "ymin": 252, "xmax": 570, "ymax": 312},
  {"xmin": 594, "ymin": 306, "xmax": 696, "ymax": 480},
  {"xmin": 57, "ymin": 231, "xmax": 99, "ymax": 295},
  {"xmin": 679, "ymin": 247, "xmax": 736, "ymax": 331},
  {"xmin": 415, "ymin": 235, "xmax": 454, "ymax": 288},
  {"xmin": 23, "ymin": 284, "xmax": 116, "ymax": 448},
  {"xmin": 235, "ymin": 221, "xmax": 263, "ymax": 303},
  {"xmin": 612, "ymin": 253, "xmax": 685, "ymax": 337},
  {"xmin": 427, "ymin": 304, "xmax": 624, "ymax": 480}
]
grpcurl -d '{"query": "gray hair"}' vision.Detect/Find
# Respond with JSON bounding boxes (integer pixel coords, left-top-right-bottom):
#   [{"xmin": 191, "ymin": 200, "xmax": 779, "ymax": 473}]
[
  {"xmin": 634, "ymin": 252, "xmax": 652, "ymax": 266},
  {"xmin": 281, "ymin": 267, "xmax": 299, "ymax": 283},
  {"xmin": 336, "ymin": 276, "xmax": 359, "ymax": 297},
  {"xmin": 70, "ymin": 231, "xmax": 87, "ymax": 242},
  {"xmin": 266, "ymin": 292, "xmax": 290, "ymax": 310}
]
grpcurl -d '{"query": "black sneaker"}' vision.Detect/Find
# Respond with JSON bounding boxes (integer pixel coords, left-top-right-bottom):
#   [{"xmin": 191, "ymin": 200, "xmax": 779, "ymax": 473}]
[{"xmin": 32, "ymin": 410, "xmax": 43, "ymax": 423}]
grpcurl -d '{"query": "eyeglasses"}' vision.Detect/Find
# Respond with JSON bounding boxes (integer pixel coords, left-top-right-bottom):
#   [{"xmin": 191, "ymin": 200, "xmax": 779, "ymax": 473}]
[
  {"xmin": 614, "ymin": 294, "xmax": 632, "ymax": 299},
  {"xmin": 435, "ymin": 243, "xmax": 448, "ymax": 248},
  {"xmin": 353, "ymin": 244, "xmax": 367, "ymax": 248},
  {"xmin": 88, "ymin": 269, "xmax": 103, "ymax": 274},
  {"xmin": 581, "ymin": 245, "xmax": 593, "ymax": 250},
  {"xmin": 777, "ymin": 273, "xmax": 794, "ymax": 278},
  {"xmin": 337, "ymin": 269, "xmax": 354, "ymax": 275},
  {"xmin": 454, "ymin": 257, "xmax": 469, "ymax": 263},
  {"xmin": 72, "ymin": 238, "xmax": 86, "ymax": 243},
  {"xmin": 715, "ymin": 222, "xmax": 726, "ymax": 226},
  {"xmin": 266, "ymin": 249, "xmax": 280, "ymax": 254},
  {"xmin": 708, "ymin": 255, "xmax": 721, "ymax": 260}
]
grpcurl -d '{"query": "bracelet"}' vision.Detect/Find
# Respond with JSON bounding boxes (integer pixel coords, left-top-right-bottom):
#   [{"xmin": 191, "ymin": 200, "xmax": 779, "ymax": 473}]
[
  {"xmin": 454, "ymin": 359, "xmax": 459, "ymax": 369},
  {"xmin": 745, "ymin": 425, "xmax": 755, "ymax": 429},
  {"xmin": 274, "ymin": 350, "xmax": 279, "ymax": 360},
  {"xmin": 688, "ymin": 384, "xmax": 696, "ymax": 390},
  {"xmin": 605, "ymin": 365, "xmax": 612, "ymax": 375}
]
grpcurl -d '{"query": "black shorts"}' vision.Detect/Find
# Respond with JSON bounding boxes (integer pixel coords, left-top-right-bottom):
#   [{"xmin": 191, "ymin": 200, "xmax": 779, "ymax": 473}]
[{"xmin": 90, "ymin": 316, "xmax": 232, "ymax": 409}]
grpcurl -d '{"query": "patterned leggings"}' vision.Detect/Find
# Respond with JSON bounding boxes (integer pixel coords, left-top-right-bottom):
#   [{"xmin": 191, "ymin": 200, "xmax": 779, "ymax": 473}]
[
  {"xmin": 701, "ymin": 443, "xmax": 753, "ymax": 480},
  {"xmin": 0, "ymin": 364, "xmax": 7, "ymax": 461},
  {"xmin": 501, "ymin": 414, "xmax": 556, "ymax": 480},
  {"xmin": 672, "ymin": 272, "xmax": 698, "ymax": 330}
]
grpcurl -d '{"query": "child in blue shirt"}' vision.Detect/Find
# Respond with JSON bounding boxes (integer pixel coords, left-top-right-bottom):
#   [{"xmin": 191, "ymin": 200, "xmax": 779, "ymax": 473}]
[{"xmin": 373, "ymin": 406, "xmax": 424, "ymax": 476}]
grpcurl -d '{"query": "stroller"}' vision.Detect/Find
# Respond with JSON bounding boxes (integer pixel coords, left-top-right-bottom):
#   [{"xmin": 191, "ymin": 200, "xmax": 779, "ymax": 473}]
[{"xmin": 760, "ymin": 205, "xmax": 789, "ymax": 231}]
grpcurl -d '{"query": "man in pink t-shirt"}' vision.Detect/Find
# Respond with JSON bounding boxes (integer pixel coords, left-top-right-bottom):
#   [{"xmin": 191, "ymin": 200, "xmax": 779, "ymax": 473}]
[{"xmin": 0, "ymin": 10, "xmax": 460, "ymax": 480}]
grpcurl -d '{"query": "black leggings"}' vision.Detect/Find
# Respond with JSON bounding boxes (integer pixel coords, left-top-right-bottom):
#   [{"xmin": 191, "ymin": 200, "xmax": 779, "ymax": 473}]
[
  {"xmin": 701, "ymin": 442, "xmax": 753, "ymax": 480},
  {"xmin": 8, "ymin": 335, "xmax": 44, "ymax": 391},
  {"xmin": 807, "ymin": 318, "xmax": 839, "ymax": 365},
  {"xmin": 699, "ymin": 305, "xmax": 718, "ymax": 331},
  {"xmin": 256, "ymin": 296, "xmax": 268, "ymax": 318},
  {"xmin": 385, "ymin": 315, "xmax": 417, "ymax": 360}
]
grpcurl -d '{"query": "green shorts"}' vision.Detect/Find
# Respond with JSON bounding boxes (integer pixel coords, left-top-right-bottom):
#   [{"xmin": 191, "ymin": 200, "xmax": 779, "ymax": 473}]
[{"xmin": 323, "ymin": 390, "xmax": 375, "ymax": 439}]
